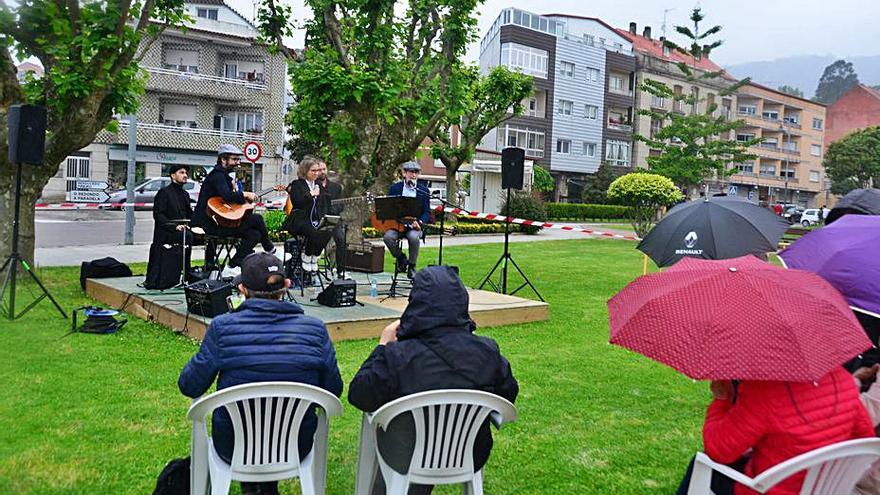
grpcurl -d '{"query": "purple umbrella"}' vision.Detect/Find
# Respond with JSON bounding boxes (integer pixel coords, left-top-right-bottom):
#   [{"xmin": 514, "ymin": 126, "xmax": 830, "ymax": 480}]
[{"xmin": 779, "ymin": 215, "xmax": 880, "ymax": 316}]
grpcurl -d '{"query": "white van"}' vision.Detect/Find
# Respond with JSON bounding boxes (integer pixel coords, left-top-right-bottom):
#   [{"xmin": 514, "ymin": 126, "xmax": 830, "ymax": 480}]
[{"xmin": 800, "ymin": 208, "xmax": 831, "ymax": 226}]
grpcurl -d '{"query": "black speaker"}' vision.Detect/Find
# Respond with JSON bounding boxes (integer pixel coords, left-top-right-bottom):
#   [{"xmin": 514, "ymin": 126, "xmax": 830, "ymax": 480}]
[
  {"xmin": 7, "ymin": 104, "xmax": 48, "ymax": 165},
  {"xmin": 185, "ymin": 279, "xmax": 233, "ymax": 317},
  {"xmin": 501, "ymin": 147, "xmax": 525, "ymax": 190},
  {"xmin": 317, "ymin": 279, "xmax": 357, "ymax": 307}
]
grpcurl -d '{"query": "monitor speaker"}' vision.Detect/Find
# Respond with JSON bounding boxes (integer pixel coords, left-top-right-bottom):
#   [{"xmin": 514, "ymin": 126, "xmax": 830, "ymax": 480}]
[
  {"xmin": 317, "ymin": 279, "xmax": 357, "ymax": 307},
  {"xmin": 7, "ymin": 104, "xmax": 47, "ymax": 165},
  {"xmin": 501, "ymin": 147, "xmax": 525, "ymax": 190},
  {"xmin": 185, "ymin": 279, "xmax": 233, "ymax": 318}
]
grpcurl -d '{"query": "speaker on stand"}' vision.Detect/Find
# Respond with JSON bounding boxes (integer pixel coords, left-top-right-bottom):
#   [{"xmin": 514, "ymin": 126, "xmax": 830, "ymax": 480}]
[
  {"xmin": 477, "ymin": 147, "xmax": 543, "ymax": 301},
  {"xmin": 1, "ymin": 104, "xmax": 67, "ymax": 320}
]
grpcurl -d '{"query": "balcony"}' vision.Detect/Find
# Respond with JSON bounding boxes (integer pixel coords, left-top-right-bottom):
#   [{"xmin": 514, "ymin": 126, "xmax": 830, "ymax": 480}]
[
  {"xmin": 147, "ymin": 66, "xmax": 268, "ymax": 90},
  {"xmin": 144, "ymin": 66, "xmax": 268, "ymax": 102},
  {"xmin": 607, "ymin": 121, "xmax": 633, "ymax": 132},
  {"xmin": 116, "ymin": 120, "xmax": 264, "ymax": 141}
]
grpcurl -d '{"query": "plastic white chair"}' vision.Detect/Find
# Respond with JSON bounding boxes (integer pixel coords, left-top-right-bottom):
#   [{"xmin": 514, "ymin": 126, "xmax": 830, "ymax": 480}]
[
  {"xmin": 187, "ymin": 381, "xmax": 343, "ymax": 495},
  {"xmin": 686, "ymin": 438, "xmax": 880, "ymax": 495},
  {"xmin": 354, "ymin": 389, "xmax": 517, "ymax": 495}
]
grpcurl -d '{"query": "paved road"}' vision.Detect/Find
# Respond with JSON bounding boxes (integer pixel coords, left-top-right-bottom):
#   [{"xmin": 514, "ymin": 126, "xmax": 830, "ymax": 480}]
[{"xmin": 36, "ymin": 210, "xmax": 155, "ymax": 247}]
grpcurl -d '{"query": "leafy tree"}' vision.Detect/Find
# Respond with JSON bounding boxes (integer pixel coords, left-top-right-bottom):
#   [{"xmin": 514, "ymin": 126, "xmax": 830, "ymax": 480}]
[
  {"xmin": 532, "ymin": 164, "xmax": 554, "ymax": 194},
  {"xmin": 777, "ymin": 85, "xmax": 804, "ymax": 98},
  {"xmin": 257, "ymin": 0, "xmax": 480, "ymax": 194},
  {"xmin": 581, "ymin": 162, "xmax": 621, "ymax": 204},
  {"xmin": 0, "ymin": 0, "xmax": 187, "ymax": 262},
  {"xmin": 814, "ymin": 59, "xmax": 859, "ymax": 104},
  {"xmin": 430, "ymin": 65, "xmax": 533, "ymax": 202},
  {"xmin": 607, "ymin": 172, "xmax": 682, "ymax": 237},
  {"xmin": 823, "ymin": 126, "xmax": 880, "ymax": 194},
  {"xmin": 635, "ymin": 8, "xmax": 758, "ymax": 194}
]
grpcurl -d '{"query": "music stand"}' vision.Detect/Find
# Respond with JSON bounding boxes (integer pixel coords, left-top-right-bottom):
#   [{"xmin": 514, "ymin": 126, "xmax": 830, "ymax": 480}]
[
  {"xmin": 167, "ymin": 219, "xmax": 192, "ymax": 289},
  {"xmin": 374, "ymin": 196, "xmax": 422, "ymax": 224}
]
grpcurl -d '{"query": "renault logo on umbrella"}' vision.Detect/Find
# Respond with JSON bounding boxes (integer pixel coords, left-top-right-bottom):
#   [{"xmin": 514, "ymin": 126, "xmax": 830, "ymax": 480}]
[{"xmin": 684, "ymin": 231, "xmax": 698, "ymax": 249}]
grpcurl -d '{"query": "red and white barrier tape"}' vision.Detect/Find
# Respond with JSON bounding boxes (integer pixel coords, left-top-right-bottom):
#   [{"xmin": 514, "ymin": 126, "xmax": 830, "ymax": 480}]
[
  {"xmin": 437, "ymin": 206, "xmax": 640, "ymax": 241},
  {"xmin": 34, "ymin": 202, "xmax": 274, "ymax": 210}
]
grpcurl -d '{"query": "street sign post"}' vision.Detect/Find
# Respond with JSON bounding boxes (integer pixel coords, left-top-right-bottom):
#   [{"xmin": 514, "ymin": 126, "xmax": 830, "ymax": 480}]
[
  {"xmin": 728, "ymin": 185, "xmax": 738, "ymax": 196},
  {"xmin": 69, "ymin": 190, "xmax": 110, "ymax": 202},
  {"xmin": 243, "ymin": 141, "xmax": 262, "ymax": 163},
  {"xmin": 76, "ymin": 180, "xmax": 109, "ymax": 190}
]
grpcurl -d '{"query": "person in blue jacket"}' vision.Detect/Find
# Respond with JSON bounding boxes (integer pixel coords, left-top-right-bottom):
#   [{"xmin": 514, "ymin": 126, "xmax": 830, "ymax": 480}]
[
  {"xmin": 383, "ymin": 161, "xmax": 431, "ymax": 278},
  {"xmin": 178, "ymin": 252, "xmax": 343, "ymax": 495}
]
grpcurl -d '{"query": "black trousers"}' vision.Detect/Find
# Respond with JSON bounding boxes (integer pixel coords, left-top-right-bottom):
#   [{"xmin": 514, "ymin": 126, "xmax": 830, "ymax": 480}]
[
  {"xmin": 206, "ymin": 214, "xmax": 273, "ymax": 267},
  {"xmin": 330, "ymin": 223, "xmax": 347, "ymax": 275},
  {"xmin": 287, "ymin": 212, "xmax": 332, "ymax": 256},
  {"xmin": 675, "ymin": 455, "xmax": 742, "ymax": 495}
]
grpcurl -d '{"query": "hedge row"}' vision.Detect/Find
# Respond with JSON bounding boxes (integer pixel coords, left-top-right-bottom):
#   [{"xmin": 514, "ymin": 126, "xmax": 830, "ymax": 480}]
[{"xmin": 544, "ymin": 203, "xmax": 631, "ymax": 221}]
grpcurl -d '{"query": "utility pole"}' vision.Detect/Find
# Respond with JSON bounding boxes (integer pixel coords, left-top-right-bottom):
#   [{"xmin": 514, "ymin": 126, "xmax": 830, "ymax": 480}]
[
  {"xmin": 661, "ymin": 8, "xmax": 675, "ymax": 39},
  {"xmin": 125, "ymin": 114, "xmax": 137, "ymax": 245},
  {"xmin": 780, "ymin": 124, "xmax": 790, "ymax": 204}
]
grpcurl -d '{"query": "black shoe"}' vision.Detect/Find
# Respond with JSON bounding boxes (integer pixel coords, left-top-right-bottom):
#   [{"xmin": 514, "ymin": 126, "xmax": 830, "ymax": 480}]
[
  {"xmin": 407, "ymin": 263, "xmax": 416, "ymax": 279},
  {"xmin": 396, "ymin": 254, "xmax": 408, "ymax": 273}
]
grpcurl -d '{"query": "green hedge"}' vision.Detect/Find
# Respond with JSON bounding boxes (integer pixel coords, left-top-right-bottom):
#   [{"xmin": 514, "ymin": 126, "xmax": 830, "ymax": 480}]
[{"xmin": 545, "ymin": 203, "xmax": 631, "ymax": 221}]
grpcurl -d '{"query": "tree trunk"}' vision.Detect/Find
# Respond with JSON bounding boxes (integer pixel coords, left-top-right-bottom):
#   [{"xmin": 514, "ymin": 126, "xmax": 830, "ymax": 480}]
[{"xmin": 445, "ymin": 162, "xmax": 459, "ymax": 206}]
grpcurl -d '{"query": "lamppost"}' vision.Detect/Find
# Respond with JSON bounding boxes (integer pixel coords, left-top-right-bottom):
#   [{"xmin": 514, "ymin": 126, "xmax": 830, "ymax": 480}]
[{"xmin": 780, "ymin": 124, "xmax": 790, "ymax": 203}]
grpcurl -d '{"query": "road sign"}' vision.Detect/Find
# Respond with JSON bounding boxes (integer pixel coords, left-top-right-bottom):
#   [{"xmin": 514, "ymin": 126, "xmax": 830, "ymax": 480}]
[
  {"xmin": 243, "ymin": 141, "xmax": 262, "ymax": 163},
  {"xmin": 76, "ymin": 180, "xmax": 109, "ymax": 190},
  {"xmin": 748, "ymin": 189, "xmax": 755, "ymax": 201},
  {"xmin": 69, "ymin": 190, "xmax": 110, "ymax": 202},
  {"xmin": 728, "ymin": 185, "xmax": 738, "ymax": 195}
]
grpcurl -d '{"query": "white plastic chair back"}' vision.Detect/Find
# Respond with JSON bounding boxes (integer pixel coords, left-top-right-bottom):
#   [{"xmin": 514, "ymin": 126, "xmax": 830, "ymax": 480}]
[
  {"xmin": 187, "ymin": 382, "xmax": 343, "ymax": 495},
  {"xmin": 369, "ymin": 389, "xmax": 517, "ymax": 489},
  {"xmin": 688, "ymin": 438, "xmax": 880, "ymax": 495}
]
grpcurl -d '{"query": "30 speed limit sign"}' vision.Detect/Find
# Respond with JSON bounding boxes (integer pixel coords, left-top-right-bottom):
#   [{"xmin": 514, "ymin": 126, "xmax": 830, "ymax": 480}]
[{"xmin": 243, "ymin": 141, "xmax": 262, "ymax": 163}]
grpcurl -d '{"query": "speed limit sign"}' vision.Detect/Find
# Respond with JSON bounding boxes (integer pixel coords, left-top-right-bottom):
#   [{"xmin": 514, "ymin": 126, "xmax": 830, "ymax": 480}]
[{"xmin": 243, "ymin": 141, "xmax": 262, "ymax": 163}]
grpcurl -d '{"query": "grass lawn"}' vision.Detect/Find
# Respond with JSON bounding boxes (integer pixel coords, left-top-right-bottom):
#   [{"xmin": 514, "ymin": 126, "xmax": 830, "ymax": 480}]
[{"xmin": 0, "ymin": 238, "xmax": 710, "ymax": 494}]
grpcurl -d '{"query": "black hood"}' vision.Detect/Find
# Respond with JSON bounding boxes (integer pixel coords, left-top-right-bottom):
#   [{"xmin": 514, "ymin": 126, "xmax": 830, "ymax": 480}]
[{"xmin": 398, "ymin": 266, "xmax": 474, "ymax": 340}]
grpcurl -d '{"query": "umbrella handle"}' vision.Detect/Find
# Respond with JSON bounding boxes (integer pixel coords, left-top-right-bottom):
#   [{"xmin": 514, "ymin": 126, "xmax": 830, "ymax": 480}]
[{"xmin": 642, "ymin": 254, "xmax": 649, "ymax": 275}]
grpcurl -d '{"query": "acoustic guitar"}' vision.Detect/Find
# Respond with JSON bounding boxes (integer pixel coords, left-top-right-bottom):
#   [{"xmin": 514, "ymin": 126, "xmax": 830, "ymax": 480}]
[{"xmin": 207, "ymin": 185, "xmax": 284, "ymax": 228}]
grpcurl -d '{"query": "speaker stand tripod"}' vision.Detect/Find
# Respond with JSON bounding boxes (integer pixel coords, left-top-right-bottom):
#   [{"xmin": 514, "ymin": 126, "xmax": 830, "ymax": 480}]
[
  {"xmin": 0, "ymin": 161, "xmax": 67, "ymax": 320},
  {"xmin": 477, "ymin": 188, "xmax": 543, "ymax": 302}
]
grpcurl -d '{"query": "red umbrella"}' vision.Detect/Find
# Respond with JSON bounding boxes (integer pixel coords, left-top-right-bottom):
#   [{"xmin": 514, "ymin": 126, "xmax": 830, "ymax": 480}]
[{"xmin": 608, "ymin": 256, "xmax": 871, "ymax": 382}]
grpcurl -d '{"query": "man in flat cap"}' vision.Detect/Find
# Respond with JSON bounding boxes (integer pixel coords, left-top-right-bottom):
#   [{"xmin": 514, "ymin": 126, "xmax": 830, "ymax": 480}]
[{"xmin": 383, "ymin": 161, "xmax": 431, "ymax": 278}]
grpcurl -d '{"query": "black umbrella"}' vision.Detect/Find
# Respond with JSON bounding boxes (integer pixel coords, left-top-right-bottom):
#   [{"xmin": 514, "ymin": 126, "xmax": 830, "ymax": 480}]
[
  {"xmin": 826, "ymin": 188, "xmax": 880, "ymax": 224},
  {"xmin": 637, "ymin": 197, "xmax": 790, "ymax": 267}
]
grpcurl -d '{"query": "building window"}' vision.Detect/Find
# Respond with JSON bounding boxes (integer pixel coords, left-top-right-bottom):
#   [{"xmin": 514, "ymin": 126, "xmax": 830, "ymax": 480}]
[
  {"xmin": 556, "ymin": 99, "xmax": 573, "ymax": 116},
  {"xmin": 662, "ymin": 45, "xmax": 671, "ymax": 56},
  {"xmin": 526, "ymin": 97, "xmax": 538, "ymax": 117},
  {"xmin": 811, "ymin": 144, "xmax": 822, "ymax": 156},
  {"xmin": 812, "ymin": 118, "xmax": 824, "ymax": 130},
  {"xmin": 222, "ymin": 110, "xmax": 264, "ymax": 134},
  {"xmin": 609, "ymin": 74, "xmax": 626, "ymax": 94},
  {"xmin": 809, "ymin": 170, "xmax": 820, "ymax": 182},
  {"xmin": 650, "ymin": 95, "xmax": 665, "ymax": 108},
  {"xmin": 556, "ymin": 139, "xmax": 571, "ymax": 154},
  {"xmin": 784, "ymin": 114, "xmax": 800, "ymax": 125},
  {"xmin": 161, "ymin": 103, "xmax": 198, "ymax": 128},
  {"xmin": 760, "ymin": 164, "xmax": 776, "ymax": 176},
  {"xmin": 584, "ymin": 104, "xmax": 598, "ymax": 120},
  {"xmin": 498, "ymin": 124, "xmax": 544, "ymax": 158},
  {"xmin": 583, "ymin": 142, "xmax": 596, "ymax": 157},
  {"xmin": 197, "ymin": 8, "xmax": 218, "ymax": 19},
  {"xmin": 605, "ymin": 140, "xmax": 630, "ymax": 166},
  {"xmin": 583, "ymin": 34, "xmax": 595, "ymax": 46},
  {"xmin": 65, "ymin": 156, "xmax": 90, "ymax": 192},
  {"xmin": 650, "ymin": 119, "xmax": 662, "ymax": 138},
  {"xmin": 780, "ymin": 167, "xmax": 796, "ymax": 179},
  {"xmin": 762, "ymin": 110, "xmax": 779, "ymax": 121},
  {"xmin": 736, "ymin": 133, "xmax": 755, "ymax": 143},
  {"xmin": 163, "ymin": 48, "xmax": 199, "ymax": 73},
  {"xmin": 585, "ymin": 67, "xmax": 600, "ymax": 83},
  {"xmin": 501, "ymin": 42, "xmax": 549, "ymax": 78},
  {"xmin": 613, "ymin": 42, "xmax": 623, "ymax": 51},
  {"xmin": 736, "ymin": 162, "xmax": 755, "ymax": 174},
  {"xmin": 738, "ymin": 104, "xmax": 757, "ymax": 116},
  {"xmin": 560, "ymin": 61, "xmax": 575, "ymax": 78}
]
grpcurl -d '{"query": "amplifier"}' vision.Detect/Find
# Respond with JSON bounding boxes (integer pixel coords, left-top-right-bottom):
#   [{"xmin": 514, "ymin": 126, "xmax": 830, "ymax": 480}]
[
  {"xmin": 346, "ymin": 243, "xmax": 384, "ymax": 273},
  {"xmin": 317, "ymin": 279, "xmax": 358, "ymax": 307},
  {"xmin": 185, "ymin": 279, "xmax": 233, "ymax": 317}
]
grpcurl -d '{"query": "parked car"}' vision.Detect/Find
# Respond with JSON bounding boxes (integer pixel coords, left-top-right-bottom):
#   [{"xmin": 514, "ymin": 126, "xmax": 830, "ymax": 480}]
[
  {"xmin": 800, "ymin": 208, "xmax": 831, "ymax": 226},
  {"xmin": 781, "ymin": 205, "xmax": 804, "ymax": 224},
  {"xmin": 101, "ymin": 177, "xmax": 200, "ymax": 210},
  {"xmin": 263, "ymin": 192, "xmax": 288, "ymax": 211}
]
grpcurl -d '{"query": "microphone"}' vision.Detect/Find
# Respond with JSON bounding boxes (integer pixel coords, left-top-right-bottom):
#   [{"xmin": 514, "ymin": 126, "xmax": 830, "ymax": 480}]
[{"xmin": 406, "ymin": 180, "xmax": 415, "ymax": 188}]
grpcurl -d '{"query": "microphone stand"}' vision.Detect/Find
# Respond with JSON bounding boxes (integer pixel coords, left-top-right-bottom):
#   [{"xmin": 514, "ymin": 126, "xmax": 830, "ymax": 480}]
[{"xmin": 432, "ymin": 195, "xmax": 468, "ymax": 267}]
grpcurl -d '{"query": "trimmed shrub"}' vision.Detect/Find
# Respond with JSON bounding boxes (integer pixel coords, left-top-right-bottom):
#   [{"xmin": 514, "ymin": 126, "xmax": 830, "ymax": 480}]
[
  {"xmin": 545, "ymin": 203, "xmax": 632, "ymax": 221},
  {"xmin": 501, "ymin": 192, "xmax": 546, "ymax": 234}
]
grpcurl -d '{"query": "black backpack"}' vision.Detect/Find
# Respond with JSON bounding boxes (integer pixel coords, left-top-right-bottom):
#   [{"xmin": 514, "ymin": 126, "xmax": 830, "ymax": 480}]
[
  {"xmin": 80, "ymin": 257, "xmax": 132, "ymax": 290},
  {"xmin": 153, "ymin": 457, "xmax": 190, "ymax": 495}
]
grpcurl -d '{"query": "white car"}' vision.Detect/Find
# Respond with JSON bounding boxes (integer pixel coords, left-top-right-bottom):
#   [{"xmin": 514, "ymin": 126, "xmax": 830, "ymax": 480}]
[{"xmin": 800, "ymin": 208, "xmax": 831, "ymax": 226}]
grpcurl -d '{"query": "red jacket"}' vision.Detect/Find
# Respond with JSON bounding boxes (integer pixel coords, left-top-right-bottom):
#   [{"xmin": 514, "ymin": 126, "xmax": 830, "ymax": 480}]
[{"xmin": 703, "ymin": 367, "xmax": 875, "ymax": 495}]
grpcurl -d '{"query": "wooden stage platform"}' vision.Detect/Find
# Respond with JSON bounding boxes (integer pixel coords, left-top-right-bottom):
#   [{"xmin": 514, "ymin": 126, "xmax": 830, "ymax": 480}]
[{"xmin": 85, "ymin": 271, "xmax": 549, "ymax": 342}]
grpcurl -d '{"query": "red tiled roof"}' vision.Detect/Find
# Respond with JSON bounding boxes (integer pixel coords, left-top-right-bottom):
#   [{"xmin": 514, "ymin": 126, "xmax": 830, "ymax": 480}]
[
  {"xmin": 614, "ymin": 27, "xmax": 724, "ymax": 73},
  {"xmin": 743, "ymin": 81, "xmax": 826, "ymax": 107},
  {"xmin": 862, "ymin": 84, "xmax": 880, "ymax": 101}
]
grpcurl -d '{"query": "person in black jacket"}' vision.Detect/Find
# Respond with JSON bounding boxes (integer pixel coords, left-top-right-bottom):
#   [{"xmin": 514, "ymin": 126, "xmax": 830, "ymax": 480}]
[
  {"xmin": 192, "ymin": 144, "xmax": 274, "ymax": 274},
  {"xmin": 145, "ymin": 164, "xmax": 193, "ymax": 289},
  {"xmin": 284, "ymin": 155, "xmax": 333, "ymax": 273},
  {"xmin": 348, "ymin": 266, "xmax": 519, "ymax": 494},
  {"xmin": 318, "ymin": 164, "xmax": 348, "ymax": 278}
]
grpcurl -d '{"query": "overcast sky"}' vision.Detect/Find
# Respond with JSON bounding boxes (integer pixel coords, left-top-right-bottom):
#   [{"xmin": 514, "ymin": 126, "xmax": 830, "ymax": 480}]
[{"xmin": 229, "ymin": 0, "xmax": 879, "ymax": 66}]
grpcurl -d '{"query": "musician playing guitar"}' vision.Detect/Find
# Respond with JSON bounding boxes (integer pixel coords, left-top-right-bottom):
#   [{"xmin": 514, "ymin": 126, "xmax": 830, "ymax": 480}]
[
  {"xmin": 192, "ymin": 144, "xmax": 275, "ymax": 277},
  {"xmin": 383, "ymin": 161, "xmax": 431, "ymax": 279},
  {"xmin": 284, "ymin": 155, "xmax": 334, "ymax": 273}
]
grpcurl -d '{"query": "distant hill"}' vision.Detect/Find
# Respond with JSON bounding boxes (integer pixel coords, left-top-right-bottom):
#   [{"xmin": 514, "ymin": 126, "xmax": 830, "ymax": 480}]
[{"xmin": 726, "ymin": 55, "xmax": 880, "ymax": 99}]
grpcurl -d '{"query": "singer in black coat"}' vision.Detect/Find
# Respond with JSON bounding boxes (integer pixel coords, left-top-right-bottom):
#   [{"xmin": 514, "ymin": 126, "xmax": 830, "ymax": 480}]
[
  {"xmin": 152, "ymin": 181, "xmax": 193, "ymax": 245},
  {"xmin": 285, "ymin": 178, "xmax": 333, "ymax": 256}
]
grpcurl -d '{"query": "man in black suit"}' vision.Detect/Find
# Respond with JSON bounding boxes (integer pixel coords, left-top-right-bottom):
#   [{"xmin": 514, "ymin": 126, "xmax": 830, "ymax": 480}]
[
  {"xmin": 145, "ymin": 164, "xmax": 193, "ymax": 289},
  {"xmin": 317, "ymin": 163, "xmax": 347, "ymax": 278}
]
